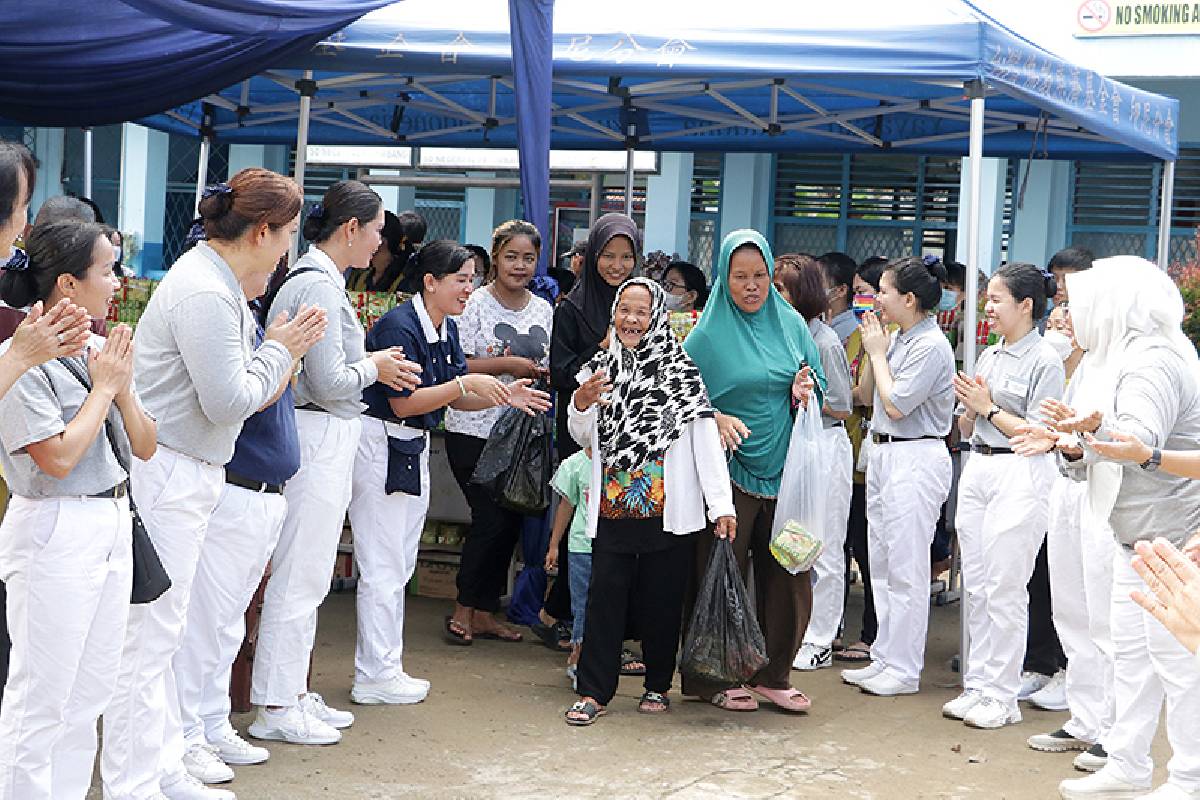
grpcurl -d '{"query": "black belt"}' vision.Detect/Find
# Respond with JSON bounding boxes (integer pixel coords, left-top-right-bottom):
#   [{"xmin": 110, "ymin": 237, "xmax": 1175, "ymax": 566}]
[
  {"xmin": 872, "ymin": 433, "xmax": 942, "ymax": 445},
  {"xmin": 90, "ymin": 481, "xmax": 128, "ymax": 499},
  {"xmin": 966, "ymin": 443, "xmax": 1014, "ymax": 456},
  {"xmin": 297, "ymin": 403, "xmax": 327, "ymax": 414},
  {"xmin": 225, "ymin": 469, "xmax": 286, "ymax": 495},
  {"xmin": 827, "ymin": 420, "xmax": 845, "ymax": 428}
]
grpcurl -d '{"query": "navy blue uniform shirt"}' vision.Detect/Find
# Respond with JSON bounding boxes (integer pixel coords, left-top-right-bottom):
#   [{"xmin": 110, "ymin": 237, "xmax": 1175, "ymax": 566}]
[{"xmin": 225, "ymin": 325, "xmax": 301, "ymax": 485}]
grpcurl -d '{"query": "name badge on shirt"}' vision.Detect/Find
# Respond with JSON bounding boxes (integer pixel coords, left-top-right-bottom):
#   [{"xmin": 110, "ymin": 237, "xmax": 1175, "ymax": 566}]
[{"xmin": 998, "ymin": 375, "xmax": 1029, "ymax": 397}]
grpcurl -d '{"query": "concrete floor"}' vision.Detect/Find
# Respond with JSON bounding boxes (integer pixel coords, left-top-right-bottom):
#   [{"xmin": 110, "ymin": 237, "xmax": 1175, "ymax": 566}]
[{"xmin": 90, "ymin": 584, "xmax": 1171, "ymax": 799}]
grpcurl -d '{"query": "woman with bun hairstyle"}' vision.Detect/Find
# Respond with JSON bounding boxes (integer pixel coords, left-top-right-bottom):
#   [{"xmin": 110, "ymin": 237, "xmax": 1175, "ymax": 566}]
[
  {"xmin": 348, "ymin": 240, "xmax": 549, "ymax": 704},
  {"xmin": 843, "ymin": 256, "xmax": 955, "ymax": 698},
  {"xmin": 942, "ymin": 264, "xmax": 1064, "ymax": 729},
  {"xmin": 250, "ymin": 180, "xmax": 421, "ymax": 746},
  {"xmin": 0, "ymin": 221, "xmax": 154, "ymax": 800},
  {"xmin": 101, "ymin": 168, "xmax": 326, "ymax": 800}
]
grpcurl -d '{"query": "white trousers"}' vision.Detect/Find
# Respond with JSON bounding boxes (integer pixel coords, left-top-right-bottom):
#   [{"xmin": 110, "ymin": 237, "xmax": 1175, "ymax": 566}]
[
  {"xmin": 1047, "ymin": 476, "xmax": 1115, "ymax": 744},
  {"xmin": 349, "ymin": 418, "xmax": 430, "ymax": 685},
  {"xmin": 1104, "ymin": 553, "xmax": 1200, "ymax": 792},
  {"xmin": 955, "ymin": 451, "xmax": 1053, "ymax": 709},
  {"xmin": 252, "ymin": 411, "xmax": 360, "ymax": 707},
  {"xmin": 803, "ymin": 425, "xmax": 854, "ymax": 648},
  {"xmin": 0, "ymin": 495, "xmax": 131, "ymax": 800},
  {"xmin": 102, "ymin": 447, "xmax": 224, "ymax": 800},
  {"xmin": 865, "ymin": 438, "xmax": 952, "ymax": 687},
  {"xmin": 175, "ymin": 483, "xmax": 287, "ymax": 749}
]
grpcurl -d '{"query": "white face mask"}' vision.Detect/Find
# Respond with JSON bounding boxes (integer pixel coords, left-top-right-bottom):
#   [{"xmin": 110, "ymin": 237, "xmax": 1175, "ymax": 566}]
[
  {"xmin": 662, "ymin": 292, "xmax": 687, "ymax": 312},
  {"xmin": 1043, "ymin": 329, "xmax": 1075, "ymax": 362}
]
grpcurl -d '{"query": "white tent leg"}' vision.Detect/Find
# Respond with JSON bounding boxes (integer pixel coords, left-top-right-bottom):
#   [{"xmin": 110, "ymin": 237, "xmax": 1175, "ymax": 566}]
[
  {"xmin": 959, "ymin": 86, "xmax": 986, "ymax": 688},
  {"xmin": 590, "ymin": 173, "xmax": 603, "ymax": 226},
  {"xmin": 1157, "ymin": 160, "xmax": 1176, "ymax": 269},
  {"xmin": 624, "ymin": 143, "xmax": 635, "ymax": 217},
  {"xmin": 83, "ymin": 128, "xmax": 94, "ymax": 199},
  {"xmin": 289, "ymin": 70, "xmax": 314, "ymax": 267},
  {"xmin": 193, "ymin": 136, "xmax": 211, "ymax": 216}
]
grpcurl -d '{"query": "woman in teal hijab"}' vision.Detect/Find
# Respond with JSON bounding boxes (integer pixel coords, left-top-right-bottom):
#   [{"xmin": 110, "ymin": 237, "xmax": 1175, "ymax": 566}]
[{"xmin": 682, "ymin": 229, "xmax": 826, "ymax": 714}]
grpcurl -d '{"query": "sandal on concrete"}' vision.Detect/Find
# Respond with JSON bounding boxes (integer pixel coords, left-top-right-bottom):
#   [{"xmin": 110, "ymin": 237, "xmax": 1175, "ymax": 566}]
[
  {"xmin": 443, "ymin": 616, "xmax": 472, "ymax": 646},
  {"xmin": 565, "ymin": 699, "xmax": 606, "ymax": 726},
  {"xmin": 620, "ymin": 648, "xmax": 646, "ymax": 676},
  {"xmin": 638, "ymin": 691, "xmax": 671, "ymax": 714},
  {"xmin": 748, "ymin": 684, "xmax": 812, "ymax": 713},
  {"xmin": 709, "ymin": 687, "xmax": 758, "ymax": 712}
]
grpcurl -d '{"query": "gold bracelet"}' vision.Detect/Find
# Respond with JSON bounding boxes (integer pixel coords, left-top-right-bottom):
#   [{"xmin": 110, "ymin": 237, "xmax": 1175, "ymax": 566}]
[{"xmin": 455, "ymin": 376, "xmax": 467, "ymax": 398}]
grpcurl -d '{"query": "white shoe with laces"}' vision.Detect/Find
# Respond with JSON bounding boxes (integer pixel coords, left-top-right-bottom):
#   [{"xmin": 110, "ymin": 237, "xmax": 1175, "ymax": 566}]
[
  {"xmin": 247, "ymin": 705, "xmax": 341, "ymax": 745},
  {"xmin": 299, "ymin": 691, "xmax": 355, "ymax": 728},
  {"xmin": 1059, "ymin": 768, "xmax": 1147, "ymax": 799},
  {"xmin": 1028, "ymin": 728, "xmax": 1090, "ymax": 753},
  {"xmin": 208, "ymin": 728, "xmax": 270, "ymax": 766},
  {"xmin": 181, "ymin": 744, "xmax": 234, "ymax": 785},
  {"xmin": 1018, "ymin": 670, "xmax": 1053, "ymax": 701},
  {"xmin": 161, "ymin": 772, "xmax": 237, "ymax": 800},
  {"xmin": 1028, "ymin": 670, "xmax": 1069, "ymax": 711},
  {"xmin": 398, "ymin": 671, "xmax": 431, "ymax": 691},
  {"xmin": 858, "ymin": 670, "xmax": 919, "ymax": 697},
  {"xmin": 942, "ymin": 689, "xmax": 984, "ymax": 720},
  {"xmin": 793, "ymin": 642, "xmax": 833, "ymax": 671},
  {"xmin": 841, "ymin": 661, "xmax": 886, "ymax": 687},
  {"xmin": 351, "ymin": 676, "xmax": 429, "ymax": 705},
  {"xmin": 962, "ymin": 696, "xmax": 1022, "ymax": 729}
]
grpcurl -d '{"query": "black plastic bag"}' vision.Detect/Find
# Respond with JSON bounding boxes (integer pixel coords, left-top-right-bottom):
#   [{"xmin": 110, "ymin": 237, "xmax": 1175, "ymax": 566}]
[
  {"xmin": 680, "ymin": 537, "xmax": 769, "ymax": 685},
  {"xmin": 470, "ymin": 405, "xmax": 553, "ymax": 515}
]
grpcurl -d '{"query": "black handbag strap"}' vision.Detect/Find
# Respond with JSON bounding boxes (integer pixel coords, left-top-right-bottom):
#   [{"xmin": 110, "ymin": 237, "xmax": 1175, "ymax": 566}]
[{"xmin": 55, "ymin": 356, "xmax": 131, "ymax": 475}]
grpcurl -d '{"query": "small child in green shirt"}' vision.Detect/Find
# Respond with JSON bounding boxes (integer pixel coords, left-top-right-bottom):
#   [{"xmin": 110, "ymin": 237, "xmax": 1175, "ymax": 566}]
[{"xmin": 546, "ymin": 448, "xmax": 592, "ymax": 680}]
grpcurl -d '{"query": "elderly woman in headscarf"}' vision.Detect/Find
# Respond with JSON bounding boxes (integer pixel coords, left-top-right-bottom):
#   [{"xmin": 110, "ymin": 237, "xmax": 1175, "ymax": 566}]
[
  {"xmin": 1010, "ymin": 256, "xmax": 1200, "ymax": 800},
  {"xmin": 563, "ymin": 278, "xmax": 735, "ymax": 726},
  {"xmin": 680, "ymin": 229, "xmax": 825, "ymax": 714}
]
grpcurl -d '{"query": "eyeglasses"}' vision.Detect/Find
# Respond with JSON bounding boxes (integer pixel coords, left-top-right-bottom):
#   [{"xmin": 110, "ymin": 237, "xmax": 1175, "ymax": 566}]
[{"xmin": 662, "ymin": 279, "xmax": 687, "ymax": 293}]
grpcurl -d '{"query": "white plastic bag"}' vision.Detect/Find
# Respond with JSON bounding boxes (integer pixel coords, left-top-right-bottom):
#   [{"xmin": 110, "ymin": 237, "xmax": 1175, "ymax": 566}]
[{"xmin": 769, "ymin": 400, "xmax": 826, "ymax": 574}]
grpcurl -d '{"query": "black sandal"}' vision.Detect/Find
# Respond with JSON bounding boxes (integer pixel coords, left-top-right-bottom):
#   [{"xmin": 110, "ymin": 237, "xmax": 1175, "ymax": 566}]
[
  {"xmin": 565, "ymin": 699, "xmax": 606, "ymax": 726},
  {"xmin": 638, "ymin": 691, "xmax": 670, "ymax": 714},
  {"xmin": 443, "ymin": 616, "xmax": 472, "ymax": 646},
  {"xmin": 620, "ymin": 648, "xmax": 646, "ymax": 676},
  {"xmin": 531, "ymin": 621, "xmax": 572, "ymax": 652}
]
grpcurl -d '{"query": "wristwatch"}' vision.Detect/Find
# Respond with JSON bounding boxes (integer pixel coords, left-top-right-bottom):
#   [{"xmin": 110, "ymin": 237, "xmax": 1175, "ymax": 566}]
[
  {"xmin": 1140, "ymin": 447, "xmax": 1162, "ymax": 472},
  {"xmin": 985, "ymin": 405, "xmax": 1001, "ymax": 423}
]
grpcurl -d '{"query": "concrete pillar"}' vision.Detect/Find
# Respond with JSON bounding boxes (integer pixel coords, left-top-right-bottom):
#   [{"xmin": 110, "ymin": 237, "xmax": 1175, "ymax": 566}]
[
  {"xmin": 718, "ymin": 153, "xmax": 773, "ymax": 243},
  {"xmin": 118, "ymin": 124, "xmax": 169, "ymax": 276},
  {"xmin": 462, "ymin": 172, "xmax": 497, "ymax": 248},
  {"xmin": 643, "ymin": 152, "xmax": 693, "ymax": 258},
  {"xmin": 1007, "ymin": 159, "xmax": 1071, "ymax": 268},
  {"xmin": 955, "ymin": 156, "xmax": 1007, "ymax": 276},
  {"xmin": 29, "ymin": 128, "xmax": 65, "ymax": 218}
]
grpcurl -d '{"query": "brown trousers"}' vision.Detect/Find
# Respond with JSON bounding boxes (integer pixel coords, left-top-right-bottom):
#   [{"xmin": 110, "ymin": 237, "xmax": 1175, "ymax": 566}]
[{"xmin": 681, "ymin": 486, "xmax": 813, "ymax": 695}]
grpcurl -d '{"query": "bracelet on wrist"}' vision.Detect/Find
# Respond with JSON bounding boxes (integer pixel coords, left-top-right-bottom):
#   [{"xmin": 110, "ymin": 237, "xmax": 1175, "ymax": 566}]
[{"xmin": 455, "ymin": 376, "xmax": 467, "ymax": 398}]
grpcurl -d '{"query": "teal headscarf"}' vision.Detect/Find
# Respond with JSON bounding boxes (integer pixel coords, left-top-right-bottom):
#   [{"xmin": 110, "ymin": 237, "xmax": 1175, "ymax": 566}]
[{"xmin": 684, "ymin": 229, "xmax": 826, "ymax": 498}]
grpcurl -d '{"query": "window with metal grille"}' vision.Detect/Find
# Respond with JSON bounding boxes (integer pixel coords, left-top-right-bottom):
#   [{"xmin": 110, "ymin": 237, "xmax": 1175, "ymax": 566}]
[
  {"xmin": 1071, "ymin": 161, "xmax": 1156, "ymax": 227},
  {"xmin": 774, "ymin": 154, "xmax": 841, "ymax": 219},
  {"xmin": 690, "ymin": 153, "xmax": 721, "ymax": 216}
]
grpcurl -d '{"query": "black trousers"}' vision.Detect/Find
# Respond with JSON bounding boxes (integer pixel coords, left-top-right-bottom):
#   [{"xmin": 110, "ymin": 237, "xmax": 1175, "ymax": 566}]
[
  {"xmin": 445, "ymin": 431, "xmax": 525, "ymax": 613},
  {"xmin": 843, "ymin": 482, "xmax": 878, "ymax": 645},
  {"xmin": 1024, "ymin": 536, "xmax": 1066, "ymax": 676},
  {"xmin": 576, "ymin": 526, "xmax": 692, "ymax": 707}
]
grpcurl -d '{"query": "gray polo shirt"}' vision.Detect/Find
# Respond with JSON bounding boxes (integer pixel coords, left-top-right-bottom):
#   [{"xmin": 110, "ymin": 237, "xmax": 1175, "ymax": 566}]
[
  {"xmin": 829, "ymin": 308, "xmax": 858, "ymax": 346},
  {"xmin": 809, "ymin": 318, "xmax": 852, "ymax": 428},
  {"xmin": 268, "ymin": 246, "xmax": 377, "ymax": 420},
  {"xmin": 0, "ymin": 335, "xmax": 132, "ymax": 498},
  {"xmin": 870, "ymin": 315, "xmax": 955, "ymax": 439},
  {"xmin": 1064, "ymin": 344, "xmax": 1200, "ymax": 549},
  {"xmin": 133, "ymin": 242, "xmax": 293, "ymax": 465},
  {"xmin": 963, "ymin": 329, "xmax": 1065, "ymax": 448}
]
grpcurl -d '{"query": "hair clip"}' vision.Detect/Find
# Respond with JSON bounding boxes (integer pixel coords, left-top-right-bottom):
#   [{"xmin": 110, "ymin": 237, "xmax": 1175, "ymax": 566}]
[
  {"xmin": 2, "ymin": 247, "xmax": 29, "ymax": 272},
  {"xmin": 922, "ymin": 254, "xmax": 940, "ymax": 267},
  {"xmin": 308, "ymin": 203, "xmax": 325, "ymax": 220},
  {"xmin": 183, "ymin": 221, "xmax": 207, "ymax": 249},
  {"xmin": 201, "ymin": 182, "xmax": 232, "ymax": 199}
]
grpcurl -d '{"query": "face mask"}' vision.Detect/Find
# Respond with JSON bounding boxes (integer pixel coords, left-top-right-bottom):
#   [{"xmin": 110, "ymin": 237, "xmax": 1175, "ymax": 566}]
[
  {"xmin": 852, "ymin": 293, "xmax": 875, "ymax": 316},
  {"xmin": 1043, "ymin": 330, "xmax": 1075, "ymax": 361},
  {"xmin": 662, "ymin": 292, "xmax": 687, "ymax": 312},
  {"xmin": 937, "ymin": 288, "xmax": 958, "ymax": 312}
]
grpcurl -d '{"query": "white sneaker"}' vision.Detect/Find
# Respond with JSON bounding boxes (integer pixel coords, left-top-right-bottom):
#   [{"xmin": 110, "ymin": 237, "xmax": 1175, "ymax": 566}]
[
  {"xmin": 161, "ymin": 773, "xmax": 236, "ymax": 800},
  {"xmin": 398, "ymin": 671, "xmax": 431, "ymax": 691},
  {"xmin": 1018, "ymin": 670, "xmax": 1053, "ymax": 701},
  {"xmin": 841, "ymin": 661, "xmax": 886, "ymax": 687},
  {"xmin": 1028, "ymin": 728, "xmax": 1090, "ymax": 753},
  {"xmin": 942, "ymin": 689, "xmax": 984, "ymax": 720},
  {"xmin": 299, "ymin": 692, "xmax": 355, "ymax": 728},
  {"xmin": 208, "ymin": 729, "xmax": 269, "ymax": 766},
  {"xmin": 793, "ymin": 642, "xmax": 833, "ymax": 671},
  {"xmin": 1060, "ymin": 769, "xmax": 1148, "ymax": 799},
  {"xmin": 1134, "ymin": 783, "xmax": 1200, "ymax": 799},
  {"xmin": 351, "ymin": 676, "xmax": 429, "ymax": 705},
  {"xmin": 1074, "ymin": 744, "xmax": 1109, "ymax": 773},
  {"xmin": 181, "ymin": 744, "xmax": 234, "ymax": 785},
  {"xmin": 247, "ymin": 706, "xmax": 341, "ymax": 745},
  {"xmin": 1028, "ymin": 670, "xmax": 1069, "ymax": 711},
  {"xmin": 963, "ymin": 696, "xmax": 1022, "ymax": 729},
  {"xmin": 858, "ymin": 670, "xmax": 919, "ymax": 697}
]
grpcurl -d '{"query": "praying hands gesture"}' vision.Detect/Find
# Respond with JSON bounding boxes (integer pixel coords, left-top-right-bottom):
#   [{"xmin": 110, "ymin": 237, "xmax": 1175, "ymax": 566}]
[
  {"xmin": 953, "ymin": 371, "xmax": 993, "ymax": 416},
  {"xmin": 858, "ymin": 310, "xmax": 889, "ymax": 360}
]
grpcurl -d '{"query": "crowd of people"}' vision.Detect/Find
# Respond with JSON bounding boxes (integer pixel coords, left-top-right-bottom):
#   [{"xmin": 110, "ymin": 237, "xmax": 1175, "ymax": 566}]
[{"xmin": 0, "ymin": 139, "xmax": 1199, "ymax": 800}]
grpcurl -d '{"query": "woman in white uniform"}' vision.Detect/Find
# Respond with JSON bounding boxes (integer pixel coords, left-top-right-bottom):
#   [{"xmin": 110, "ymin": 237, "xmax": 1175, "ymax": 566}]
[
  {"xmin": 843, "ymin": 256, "xmax": 955, "ymax": 697},
  {"xmin": 101, "ymin": 169, "xmax": 326, "ymax": 800},
  {"xmin": 943, "ymin": 263, "xmax": 1063, "ymax": 729},
  {"xmin": 0, "ymin": 220, "xmax": 155, "ymax": 800},
  {"xmin": 772, "ymin": 254, "xmax": 854, "ymax": 672},
  {"xmin": 250, "ymin": 180, "xmax": 421, "ymax": 746}
]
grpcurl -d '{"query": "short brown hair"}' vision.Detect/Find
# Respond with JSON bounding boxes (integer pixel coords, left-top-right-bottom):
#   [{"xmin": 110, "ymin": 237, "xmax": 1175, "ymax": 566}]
[
  {"xmin": 775, "ymin": 253, "xmax": 828, "ymax": 321},
  {"xmin": 199, "ymin": 168, "xmax": 303, "ymax": 242}
]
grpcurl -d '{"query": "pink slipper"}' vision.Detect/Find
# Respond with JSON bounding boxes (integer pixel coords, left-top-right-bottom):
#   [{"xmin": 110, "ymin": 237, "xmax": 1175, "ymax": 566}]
[
  {"xmin": 748, "ymin": 685, "xmax": 812, "ymax": 713},
  {"xmin": 709, "ymin": 687, "xmax": 758, "ymax": 712}
]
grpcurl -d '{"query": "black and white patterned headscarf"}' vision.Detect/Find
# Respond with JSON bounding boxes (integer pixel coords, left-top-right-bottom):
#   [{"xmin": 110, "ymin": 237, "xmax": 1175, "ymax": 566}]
[{"xmin": 585, "ymin": 277, "xmax": 714, "ymax": 472}]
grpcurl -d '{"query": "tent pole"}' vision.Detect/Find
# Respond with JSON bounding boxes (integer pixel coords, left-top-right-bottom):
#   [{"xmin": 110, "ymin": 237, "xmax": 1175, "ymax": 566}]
[
  {"xmin": 960, "ymin": 81, "xmax": 986, "ymax": 689},
  {"xmin": 290, "ymin": 70, "xmax": 314, "ymax": 266},
  {"xmin": 1156, "ymin": 160, "xmax": 1176, "ymax": 269},
  {"xmin": 83, "ymin": 128, "xmax": 94, "ymax": 199},
  {"xmin": 589, "ymin": 173, "xmax": 602, "ymax": 226},
  {"xmin": 624, "ymin": 123, "xmax": 635, "ymax": 217},
  {"xmin": 193, "ymin": 136, "xmax": 211, "ymax": 216}
]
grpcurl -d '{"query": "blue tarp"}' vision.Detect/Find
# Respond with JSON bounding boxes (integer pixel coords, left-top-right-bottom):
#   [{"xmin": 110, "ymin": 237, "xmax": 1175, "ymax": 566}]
[
  {"xmin": 507, "ymin": 0, "xmax": 554, "ymax": 275},
  {"xmin": 0, "ymin": 0, "xmax": 393, "ymax": 126},
  {"xmin": 141, "ymin": 0, "xmax": 1178, "ymax": 161}
]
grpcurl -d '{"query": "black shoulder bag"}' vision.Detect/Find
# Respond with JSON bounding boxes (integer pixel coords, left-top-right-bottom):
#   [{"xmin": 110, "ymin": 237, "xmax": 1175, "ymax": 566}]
[{"xmin": 57, "ymin": 357, "xmax": 171, "ymax": 604}]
